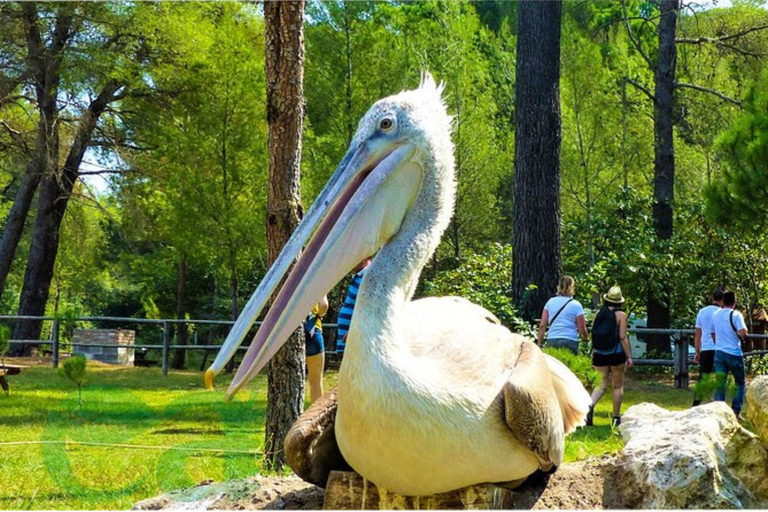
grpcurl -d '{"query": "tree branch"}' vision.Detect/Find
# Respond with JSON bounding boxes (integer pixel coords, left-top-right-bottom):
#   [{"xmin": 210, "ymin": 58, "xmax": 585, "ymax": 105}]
[
  {"xmin": 622, "ymin": 0, "xmax": 655, "ymax": 69},
  {"xmin": 674, "ymin": 81, "xmax": 742, "ymax": 106},
  {"xmin": 676, "ymin": 23, "xmax": 768, "ymax": 45},
  {"xmin": 626, "ymin": 77, "xmax": 657, "ymax": 102}
]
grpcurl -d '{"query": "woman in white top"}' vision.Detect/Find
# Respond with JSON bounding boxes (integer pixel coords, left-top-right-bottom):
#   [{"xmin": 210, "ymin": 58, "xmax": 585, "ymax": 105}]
[{"xmin": 537, "ymin": 276, "xmax": 588, "ymax": 355}]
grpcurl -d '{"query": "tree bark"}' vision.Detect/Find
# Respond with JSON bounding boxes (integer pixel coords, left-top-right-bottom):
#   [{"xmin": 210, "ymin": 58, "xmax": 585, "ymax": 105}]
[
  {"xmin": 263, "ymin": 0, "xmax": 306, "ymax": 471},
  {"xmin": 0, "ymin": 5, "xmax": 70, "ymax": 317},
  {"xmin": 14, "ymin": 80, "xmax": 121, "ymax": 342},
  {"xmin": 511, "ymin": 0, "xmax": 562, "ymax": 320},
  {"xmin": 647, "ymin": 0, "xmax": 679, "ymax": 355},
  {"xmin": 172, "ymin": 252, "xmax": 188, "ymax": 370}
]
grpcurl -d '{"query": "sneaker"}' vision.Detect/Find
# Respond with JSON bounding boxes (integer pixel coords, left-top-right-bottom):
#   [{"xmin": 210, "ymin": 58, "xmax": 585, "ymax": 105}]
[
  {"xmin": 611, "ymin": 416, "xmax": 621, "ymax": 428},
  {"xmin": 585, "ymin": 405, "xmax": 594, "ymax": 427}
]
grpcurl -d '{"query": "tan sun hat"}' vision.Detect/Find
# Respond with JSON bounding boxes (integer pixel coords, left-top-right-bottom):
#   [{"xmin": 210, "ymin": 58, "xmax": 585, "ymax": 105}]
[{"xmin": 603, "ymin": 285, "xmax": 625, "ymax": 305}]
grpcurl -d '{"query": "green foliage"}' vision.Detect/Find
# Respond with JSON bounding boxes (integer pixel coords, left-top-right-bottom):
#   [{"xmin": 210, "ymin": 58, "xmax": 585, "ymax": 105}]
[
  {"xmin": 0, "ymin": 325, "xmax": 9, "ymax": 358},
  {"xmin": 542, "ymin": 347, "xmax": 601, "ymax": 391},
  {"xmin": 706, "ymin": 70, "xmax": 768, "ymax": 231},
  {"xmin": 59, "ymin": 356, "xmax": 88, "ymax": 407},
  {"xmin": 420, "ymin": 243, "xmax": 535, "ymax": 337},
  {"xmin": 746, "ymin": 354, "xmax": 768, "ymax": 376}
]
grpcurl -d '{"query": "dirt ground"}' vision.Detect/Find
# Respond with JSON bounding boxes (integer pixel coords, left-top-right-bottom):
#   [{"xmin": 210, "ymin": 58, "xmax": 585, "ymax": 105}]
[{"xmin": 133, "ymin": 458, "xmax": 610, "ymax": 510}]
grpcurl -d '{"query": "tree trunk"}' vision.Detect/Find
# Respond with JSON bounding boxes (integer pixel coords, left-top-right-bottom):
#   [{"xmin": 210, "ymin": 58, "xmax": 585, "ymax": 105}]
[
  {"xmin": 511, "ymin": 0, "xmax": 563, "ymax": 320},
  {"xmin": 14, "ymin": 81, "xmax": 120, "ymax": 342},
  {"xmin": 0, "ymin": 5, "xmax": 70, "ymax": 315},
  {"xmin": 172, "ymin": 252, "xmax": 188, "ymax": 370},
  {"xmin": 263, "ymin": 0, "xmax": 306, "ymax": 472},
  {"xmin": 647, "ymin": 0, "xmax": 678, "ymax": 355}
]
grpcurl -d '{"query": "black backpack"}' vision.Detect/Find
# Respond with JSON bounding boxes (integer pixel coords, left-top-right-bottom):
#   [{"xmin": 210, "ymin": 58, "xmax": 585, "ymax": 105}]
[{"xmin": 592, "ymin": 307, "xmax": 618, "ymax": 351}]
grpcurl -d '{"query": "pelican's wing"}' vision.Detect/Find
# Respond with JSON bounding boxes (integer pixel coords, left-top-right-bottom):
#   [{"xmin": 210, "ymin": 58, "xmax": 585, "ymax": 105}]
[
  {"xmin": 502, "ymin": 341, "xmax": 566, "ymax": 469},
  {"xmin": 284, "ymin": 388, "xmax": 352, "ymax": 487}
]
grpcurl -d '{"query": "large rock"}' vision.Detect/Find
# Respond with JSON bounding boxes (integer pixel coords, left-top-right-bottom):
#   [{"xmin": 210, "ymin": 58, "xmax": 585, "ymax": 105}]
[
  {"xmin": 603, "ymin": 402, "xmax": 768, "ymax": 509},
  {"xmin": 746, "ymin": 375, "xmax": 768, "ymax": 446}
]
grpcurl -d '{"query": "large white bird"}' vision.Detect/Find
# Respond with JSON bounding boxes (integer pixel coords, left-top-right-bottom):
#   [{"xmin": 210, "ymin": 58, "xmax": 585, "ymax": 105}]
[{"xmin": 205, "ymin": 74, "xmax": 591, "ymax": 496}]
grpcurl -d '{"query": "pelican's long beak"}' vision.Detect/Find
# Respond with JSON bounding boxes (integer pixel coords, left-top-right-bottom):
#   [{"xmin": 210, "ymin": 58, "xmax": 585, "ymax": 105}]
[{"xmin": 206, "ymin": 141, "xmax": 422, "ymax": 398}]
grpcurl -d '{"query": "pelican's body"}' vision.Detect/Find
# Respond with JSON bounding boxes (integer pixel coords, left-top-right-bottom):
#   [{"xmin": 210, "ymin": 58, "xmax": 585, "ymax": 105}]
[
  {"xmin": 337, "ymin": 298, "xmax": 540, "ymax": 495},
  {"xmin": 206, "ymin": 74, "xmax": 591, "ymax": 496}
]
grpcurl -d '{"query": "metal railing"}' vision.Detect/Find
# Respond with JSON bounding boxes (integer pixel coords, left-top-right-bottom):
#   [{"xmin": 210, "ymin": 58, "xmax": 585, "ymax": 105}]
[
  {"xmin": 4, "ymin": 316, "xmax": 767, "ymax": 389},
  {"xmin": 2, "ymin": 314, "xmax": 340, "ymax": 376}
]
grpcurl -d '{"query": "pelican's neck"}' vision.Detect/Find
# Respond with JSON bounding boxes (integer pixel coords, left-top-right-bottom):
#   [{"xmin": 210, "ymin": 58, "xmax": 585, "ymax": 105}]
[{"xmin": 344, "ymin": 153, "xmax": 454, "ymax": 364}]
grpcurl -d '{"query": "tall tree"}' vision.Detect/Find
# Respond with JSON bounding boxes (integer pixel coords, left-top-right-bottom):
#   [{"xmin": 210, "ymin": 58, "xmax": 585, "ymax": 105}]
[
  {"xmin": 263, "ymin": 0, "xmax": 306, "ymax": 471},
  {"xmin": 647, "ymin": 0, "xmax": 679, "ymax": 352},
  {"xmin": 621, "ymin": 0, "xmax": 767, "ymax": 353},
  {"xmin": 0, "ymin": 4, "xmax": 71, "ymax": 305},
  {"xmin": 512, "ymin": 0, "xmax": 563, "ymax": 319}
]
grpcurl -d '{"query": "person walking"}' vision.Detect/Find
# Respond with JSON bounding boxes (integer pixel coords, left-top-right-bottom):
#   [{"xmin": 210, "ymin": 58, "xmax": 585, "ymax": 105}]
[
  {"xmin": 537, "ymin": 275, "xmax": 588, "ymax": 355},
  {"xmin": 712, "ymin": 290, "xmax": 748, "ymax": 417},
  {"xmin": 336, "ymin": 257, "xmax": 372, "ymax": 354},
  {"xmin": 304, "ymin": 295, "xmax": 328, "ymax": 403},
  {"xmin": 586, "ymin": 285, "xmax": 634, "ymax": 428},
  {"xmin": 692, "ymin": 287, "xmax": 724, "ymax": 406}
]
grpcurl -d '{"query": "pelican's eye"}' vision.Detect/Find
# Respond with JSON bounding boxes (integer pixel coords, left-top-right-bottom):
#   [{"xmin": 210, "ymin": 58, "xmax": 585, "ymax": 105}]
[{"xmin": 379, "ymin": 116, "xmax": 395, "ymax": 132}]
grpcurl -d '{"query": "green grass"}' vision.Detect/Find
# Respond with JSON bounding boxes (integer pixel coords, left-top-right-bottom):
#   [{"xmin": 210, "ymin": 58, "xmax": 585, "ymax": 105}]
[
  {"xmin": 564, "ymin": 375, "xmax": 693, "ymax": 461},
  {"xmin": 0, "ymin": 364, "xmax": 339, "ymax": 510},
  {"xmin": 0, "ymin": 363, "xmax": 690, "ymax": 510}
]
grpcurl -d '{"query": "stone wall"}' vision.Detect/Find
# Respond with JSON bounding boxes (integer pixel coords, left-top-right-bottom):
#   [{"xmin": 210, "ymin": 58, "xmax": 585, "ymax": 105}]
[{"xmin": 72, "ymin": 329, "xmax": 135, "ymax": 366}]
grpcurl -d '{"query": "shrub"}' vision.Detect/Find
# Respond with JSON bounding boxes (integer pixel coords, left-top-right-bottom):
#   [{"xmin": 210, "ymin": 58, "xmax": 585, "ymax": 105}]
[
  {"xmin": 543, "ymin": 346, "xmax": 600, "ymax": 390},
  {"xmin": 59, "ymin": 355, "xmax": 88, "ymax": 407}
]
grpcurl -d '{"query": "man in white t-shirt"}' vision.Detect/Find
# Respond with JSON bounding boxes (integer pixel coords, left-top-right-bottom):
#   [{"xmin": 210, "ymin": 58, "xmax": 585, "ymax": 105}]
[
  {"xmin": 692, "ymin": 287, "xmax": 723, "ymax": 406},
  {"xmin": 711, "ymin": 290, "xmax": 748, "ymax": 416},
  {"xmin": 537, "ymin": 276, "xmax": 588, "ymax": 355}
]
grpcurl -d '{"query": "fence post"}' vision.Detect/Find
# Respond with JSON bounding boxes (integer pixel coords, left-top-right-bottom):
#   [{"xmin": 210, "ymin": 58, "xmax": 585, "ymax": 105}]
[
  {"xmin": 162, "ymin": 321, "xmax": 170, "ymax": 376},
  {"xmin": 52, "ymin": 320, "xmax": 60, "ymax": 369}
]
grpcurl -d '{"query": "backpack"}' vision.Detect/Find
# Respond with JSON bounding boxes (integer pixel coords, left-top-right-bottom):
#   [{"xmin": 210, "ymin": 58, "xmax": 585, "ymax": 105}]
[{"xmin": 591, "ymin": 307, "xmax": 618, "ymax": 352}]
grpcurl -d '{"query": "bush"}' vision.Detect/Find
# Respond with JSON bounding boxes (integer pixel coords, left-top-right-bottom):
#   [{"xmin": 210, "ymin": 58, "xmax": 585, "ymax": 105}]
[
  {"xmin": 543, "ymin": 346, "xmax": 600, "ymax": 390},
  {"xmin": 59, "ymin": 355, "xmax": 88, "ymax": 407},
  {"xmin": 747, "ymin": 354, "xmax": 768, "ymax": 376}
]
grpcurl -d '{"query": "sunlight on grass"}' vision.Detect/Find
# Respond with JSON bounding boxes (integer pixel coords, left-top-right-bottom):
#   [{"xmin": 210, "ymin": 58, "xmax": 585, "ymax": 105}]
[
  {"xmin": 0, "ymin": 364, "xmax": 695, "ymax": 509},
  {"xmin": 0, "ymin": 364, "xmax": 338, "ymax": 510}
]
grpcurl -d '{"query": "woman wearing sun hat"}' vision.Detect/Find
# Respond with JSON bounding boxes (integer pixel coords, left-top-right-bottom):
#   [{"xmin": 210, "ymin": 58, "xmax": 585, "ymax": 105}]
[{"xmin": 586, "ymin": 285, "xmax": 634, "ymax": 428}]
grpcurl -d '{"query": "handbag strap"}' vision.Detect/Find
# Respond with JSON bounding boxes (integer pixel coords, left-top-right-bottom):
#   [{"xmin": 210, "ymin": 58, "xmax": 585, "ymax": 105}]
[
  {"xmin": 729, "ymin": 310, "xmax": 746, "ymax": 342},
  {"xmin": 549, "ymin": 298, "xmax": 574, "ymax": 326}
]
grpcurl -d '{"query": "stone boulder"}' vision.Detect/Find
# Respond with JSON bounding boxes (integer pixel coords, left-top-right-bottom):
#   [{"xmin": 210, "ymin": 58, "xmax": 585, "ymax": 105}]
[
  {"xmin": 746, "ymin": 375, "xmax": 768, "ymax": 447},
  {"xmin": 603, "ymin": 402, "xmax": 768, "ymax": 509}
]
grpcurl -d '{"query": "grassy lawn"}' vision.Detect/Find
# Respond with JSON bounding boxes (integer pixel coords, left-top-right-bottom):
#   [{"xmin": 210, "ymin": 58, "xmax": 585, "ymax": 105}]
[{"xmin": 0, "ymin": 363, "xmax": 689, "ymax": 510}]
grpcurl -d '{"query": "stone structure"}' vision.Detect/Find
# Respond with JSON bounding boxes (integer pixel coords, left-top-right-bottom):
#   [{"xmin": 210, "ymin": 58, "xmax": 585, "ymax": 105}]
[
  {"xmin": 73, "ymin": 329, "xmax": 135, "ymax": 366},
  {"xmin": 747, "ymin": 375, "xmax": 768, "ymax": 446},
  {"xmin": 604, "ymin": 402, "xmax": 768, "ymax": 509}
]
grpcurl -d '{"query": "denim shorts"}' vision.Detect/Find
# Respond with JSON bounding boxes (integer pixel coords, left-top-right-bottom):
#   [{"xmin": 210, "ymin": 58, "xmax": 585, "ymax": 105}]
[
  {"xmin": 305, "ymin": 330, "xmax": 324, "ymax": 357},
  {"xmin": 545, "ymin": 338, "xmax": 579, "ymax": 355}
]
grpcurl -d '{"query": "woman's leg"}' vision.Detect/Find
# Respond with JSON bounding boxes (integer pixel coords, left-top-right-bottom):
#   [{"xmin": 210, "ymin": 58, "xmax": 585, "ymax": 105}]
[
  {"xmin": 610, "ymin": 363, "xmax": 626, "ymax": 418},
  {"xmin": 591, "ymin": 366, "xmax": 610, "ymax": 405},
  {"xmin": 306, "ymin": 352, "xmax": 325, "ymax": 404}
]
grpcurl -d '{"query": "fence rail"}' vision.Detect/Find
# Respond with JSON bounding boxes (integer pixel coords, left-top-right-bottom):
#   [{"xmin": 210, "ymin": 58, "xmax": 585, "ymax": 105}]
[{"xmin": 3, "ymin": 315, "xmax": 766, "ymax": 388}]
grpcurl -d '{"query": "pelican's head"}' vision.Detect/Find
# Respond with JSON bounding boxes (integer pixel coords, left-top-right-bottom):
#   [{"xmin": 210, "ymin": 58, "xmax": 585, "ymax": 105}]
[{"xmin": 206, "ymin": 73, "xmax": 454, "ymax": 398}]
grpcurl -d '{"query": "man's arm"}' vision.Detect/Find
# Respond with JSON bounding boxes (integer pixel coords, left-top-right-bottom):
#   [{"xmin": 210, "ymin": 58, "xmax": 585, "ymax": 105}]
[
  {"xmin": 694, "ymin": 327, "xmax": 702, "ymax": 363},
  {"xmin": 537, "ymin": 309, "xmax": 549, "ymax": 347}
]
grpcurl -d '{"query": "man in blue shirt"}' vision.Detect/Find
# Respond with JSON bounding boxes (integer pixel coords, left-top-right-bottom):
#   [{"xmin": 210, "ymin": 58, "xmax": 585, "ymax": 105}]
[
  {"xmin": 336, "ymin": 257, "xmax": 371, "ymax": 353},
  {"xmin": 712, "ymin": 290, "xmax": 748, "ymax": 417}
]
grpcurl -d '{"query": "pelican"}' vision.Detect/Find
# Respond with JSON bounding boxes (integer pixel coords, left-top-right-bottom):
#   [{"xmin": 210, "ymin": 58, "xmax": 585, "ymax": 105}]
[{"xmin": 205, "ymin": 74, "xmax": 591, "ymax": 496}]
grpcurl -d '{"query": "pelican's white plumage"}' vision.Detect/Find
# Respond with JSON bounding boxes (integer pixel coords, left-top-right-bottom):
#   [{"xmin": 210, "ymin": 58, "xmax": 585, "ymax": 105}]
[{"xmin": 209, "ymin": 74, "xmax": 592, "ymax": 496}]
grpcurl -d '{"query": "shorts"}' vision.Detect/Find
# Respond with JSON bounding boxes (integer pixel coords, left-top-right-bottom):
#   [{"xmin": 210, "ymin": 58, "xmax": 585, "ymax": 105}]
[
  {"xmin": 592, "ymin": 350, "xmax": 627, "ymax": 367},
  {"xmin": 306, "ymin": 330, "xmax": 324, "ymax": 357},
  {"xmin": 699, "ymin": 349, "xmax": 715, "ymax": 374},
  {"xmin": 546, "ymin": 338, "xmax": 579, "ymax": 355}
]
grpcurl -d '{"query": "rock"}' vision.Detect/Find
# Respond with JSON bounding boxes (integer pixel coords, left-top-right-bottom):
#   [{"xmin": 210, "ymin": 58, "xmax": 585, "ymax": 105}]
[
  {"xmin": 746, "ymin": 375, "xmax": 768, "ymax": 446},
  {"xmin": 132, "ymin": 475, "xmax": 324, "ymax": 510},
  {"xmin": 603, "ymin": 402, "xmax": 768, "ymax": 509}
]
